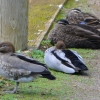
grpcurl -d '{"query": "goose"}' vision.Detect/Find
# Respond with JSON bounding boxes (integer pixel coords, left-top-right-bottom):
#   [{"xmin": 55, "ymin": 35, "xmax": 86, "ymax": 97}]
[
  {"xmin": 44, "ymin": 41, "xmax": 88, "ymax": 74},
  {"xmin": 0, "ymin": 42, "xmax": 56, "ymax": 93},
  {"xmin": 48, "ymin": 19, "xmax": 100, "ymax": 49},
  {"xmin": 66, "ymin": 8, "xmax": 100, "ymax": 29}
]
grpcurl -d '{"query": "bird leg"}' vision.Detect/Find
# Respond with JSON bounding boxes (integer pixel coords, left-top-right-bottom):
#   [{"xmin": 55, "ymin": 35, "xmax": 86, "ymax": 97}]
[
  {"xmin": 12, "ymin": 82, "xmax": 19, "ymax": 93},
  {"xmin": 5, "ymin": 82, "xmax": 19, "ymax": 94}
]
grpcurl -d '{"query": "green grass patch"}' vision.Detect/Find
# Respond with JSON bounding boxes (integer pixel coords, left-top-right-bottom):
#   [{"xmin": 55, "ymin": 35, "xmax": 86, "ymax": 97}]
[
  {"xmin": 40, "ymin": 39, "xmax": 52, "ymax": 47},
  {"xmin": 0, "ymin": 0, "xmax": 98, "ymax": 100},
  {"xmin": 0, "ymin": 48, "xmax": 95, "ymax": 100},
  {"xmin": 28, "ymin": 49, "xmax": 44, "ymax": 63}
]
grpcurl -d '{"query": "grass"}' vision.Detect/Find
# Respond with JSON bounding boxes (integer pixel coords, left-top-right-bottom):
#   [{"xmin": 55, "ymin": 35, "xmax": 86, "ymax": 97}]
[
  {"xmin": 0, "ymin": 48, "xmax": 95, "ymax": 100},
  {"xmin": 40, "ymin": 40, "xmax": 51, "ymax": 46},
  {"xmin": 28, "ymin": 49, "xmax": 44, "ymax": 63}
]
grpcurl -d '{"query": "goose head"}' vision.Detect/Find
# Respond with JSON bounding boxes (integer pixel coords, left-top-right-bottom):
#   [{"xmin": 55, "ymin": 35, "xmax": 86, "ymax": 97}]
[
  {"xmin": 0, "ymin": 42, "xmax": 15, "ymax": 53},
  {"xmin": 55, "ymin": 41, "xmax": 66, "ymax": 50}
]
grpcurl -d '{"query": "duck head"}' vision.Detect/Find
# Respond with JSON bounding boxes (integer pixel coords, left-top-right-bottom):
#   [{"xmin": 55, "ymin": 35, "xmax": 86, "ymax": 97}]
[
  {"xmin": 67, "ymin": 8, "xmax": 82, "ymax": 16},
  {"xmin": 0, "ymin": 42, "xmax": 15, "ymax": 53},
  {"xmin": 56, "ymin": 19, "xmax": 69, "ymax": 25},
  {"xmin": 66, "ymin": 8, "xmax": 84, "ymax": 24},
  {"xmin": 55, "ymin": 41, "xmax": 66, "ymax": 50},
  {"xmin": 71, "ymin": 8, "xmax": 82, "ymax": 12},
  {"xmin": 48, "ymin": 19, "xmax": 69, "ymax": 45}
]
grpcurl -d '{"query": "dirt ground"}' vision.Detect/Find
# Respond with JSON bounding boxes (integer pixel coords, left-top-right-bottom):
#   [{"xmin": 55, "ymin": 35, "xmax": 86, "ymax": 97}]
[{"xmin": 73, "ymin": 50, "xmax": 100, "ymax": 100}]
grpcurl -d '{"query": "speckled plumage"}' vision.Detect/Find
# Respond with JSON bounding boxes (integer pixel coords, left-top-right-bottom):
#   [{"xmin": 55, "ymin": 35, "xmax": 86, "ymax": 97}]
[
  {"xmin": 48, "ymin": 19, "xmax": 100, "ymax": 49},
  {"xmin": 66, "ymin": 8, "xmax": 100, "ymax": 29},
  {"xmin": 0, "ymin": 42, "xmax": 56, "ymax": 93}
]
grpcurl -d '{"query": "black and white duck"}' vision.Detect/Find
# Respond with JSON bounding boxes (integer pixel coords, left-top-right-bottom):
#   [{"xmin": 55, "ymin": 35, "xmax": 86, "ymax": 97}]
[
  {"xmin": 0, "ymin": 42, "xmax": 56, "ymax": 93},
  {"xmin": 48, "ymin": 19, "xmax": 100, "ymax": 49},
  {"xmin": 66, "ymin": 8, "xmax": 100, "ymax": 29},
  {"xmin": 44, "ymin": 41, "xmax": 88, "ymax": 74}
]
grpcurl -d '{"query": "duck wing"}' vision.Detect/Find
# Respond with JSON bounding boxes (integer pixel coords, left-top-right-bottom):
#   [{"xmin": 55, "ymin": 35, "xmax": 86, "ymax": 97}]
[
  {"xmin": 12, "ymin": 53, "xmax": 46, "ymax": 67},
  {"xmin": 83, "ymin": 13, "xmax": 100, "ymax": 28},
  {"xmin": 1, "ymin": 54, "xmax": 47, "ymax": 73},
  {"xmin": 51, "ymin": 50, "xmax": 80, "ymax": 72},
  {"xmin": 83, "ymin": 12, "xmax": 100, "ymax": 20},
  {"xmin": 62, "ymin": 50, "xmax": 88, "ymax": 71},
  {"xmin": 71, "ymin": 24, "xmax": 100, "ymax": 40},
  {"xmin": 84, "ymin": 19, "xmax": 100, "ymax": 25},
  {"xmin": 79, "ymin": 18, "xmax": 100, "ymax": 30},
  {"xmin": 1, "ymin": 53, "xmax": 56, "ymax": 80}
]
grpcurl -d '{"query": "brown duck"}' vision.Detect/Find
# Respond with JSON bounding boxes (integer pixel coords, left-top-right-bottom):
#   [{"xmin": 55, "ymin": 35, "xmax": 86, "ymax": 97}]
[
  {"xmin": 48, "ymin": 19, "xmax": 100, "ymax": 49},
  {"xmin": 66, "ymin": 8, "xmax": 100, "ymax": 29},
  {"xmin": 0, "ymin": 42, "xmax": 56, "ymax": 93},
  {"xmin": 44, "ymin": 41, "xmax": 88, "ymax": 74}
]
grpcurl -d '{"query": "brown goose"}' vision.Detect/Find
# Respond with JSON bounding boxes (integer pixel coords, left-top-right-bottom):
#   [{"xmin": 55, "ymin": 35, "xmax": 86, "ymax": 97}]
[
  {"xmin": 0, "ymin": 42, "xmax": 56, "ymax": 93},
  {"xmin": 66, "ymin": 8, "xmax": 100, "ymax": 29},
  {"xmin": 48, "ymin": 19, "xmax": 100, "ymax": 49}
]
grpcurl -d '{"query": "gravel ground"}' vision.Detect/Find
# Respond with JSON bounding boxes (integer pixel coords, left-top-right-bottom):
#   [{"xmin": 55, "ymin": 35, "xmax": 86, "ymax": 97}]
[
  {"xmin": 72, "ymin": 50, "xmax": 100, "ymax": 100},
  {"xmin": 74, "ymin": 0, "xmax": 100, "ymax": 100},
  {"xmin": 40, "ymin": 0, "xmax": 100, "ymax": 100},
  {"xmin": 69, "ymin": 0, "xmax": 100, "ymax": 99}
]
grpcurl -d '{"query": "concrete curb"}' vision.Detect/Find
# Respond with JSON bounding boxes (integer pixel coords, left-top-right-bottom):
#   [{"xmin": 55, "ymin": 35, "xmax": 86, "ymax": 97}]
[{"xmin": 33, "ymin": 0, "xmax": 68, "ymax": 49}]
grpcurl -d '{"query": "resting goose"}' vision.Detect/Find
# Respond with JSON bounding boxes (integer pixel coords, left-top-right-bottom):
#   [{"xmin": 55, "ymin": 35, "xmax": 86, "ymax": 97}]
[
  {"xmin": 0, "ymin": 42, "xmax": 56, "ymax": 93},
  {"xmin": 48, "ymin": 19, "xmax": 100, "ymax": 49},
  {"xmin": 66, "ymin": 8, "xmax": 100, "ymax": 29},
  {"xmin": 44, "ymin": 41, "xmax": 88, "ymax": 74}
]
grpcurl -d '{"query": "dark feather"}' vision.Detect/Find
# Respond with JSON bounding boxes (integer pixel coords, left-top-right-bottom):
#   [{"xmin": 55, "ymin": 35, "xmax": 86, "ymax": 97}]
[
  {"xmin": 41, "ymin": 74, "xmax": 56, "ymax": 80},
  {"xmin": 11, "ymin": 53, "xmax": 47, "ymax": 67},
  {"xmin": 51, "ymin": 50, "xmax": 76, "ymax": 69},
  {"xmin": 0, "ymin": 42, "xmax": 56, "ymax": 93},
  {"xmin": 66, "ymin": 8, "xmax": 100, "ymax": 29},
  {"xmin": 48, "ymin": 19, "xmax": 100, "ymax": 49},
  {"xmin": 62, "ymin": 50, "xmax": 88, "ymax": 71}
]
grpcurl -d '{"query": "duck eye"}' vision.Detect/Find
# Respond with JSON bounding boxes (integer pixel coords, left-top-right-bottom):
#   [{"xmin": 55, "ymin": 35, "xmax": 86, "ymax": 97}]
[{"xmin": 2, "ymin": 44, "xmax": 7, "ymax": 47}]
